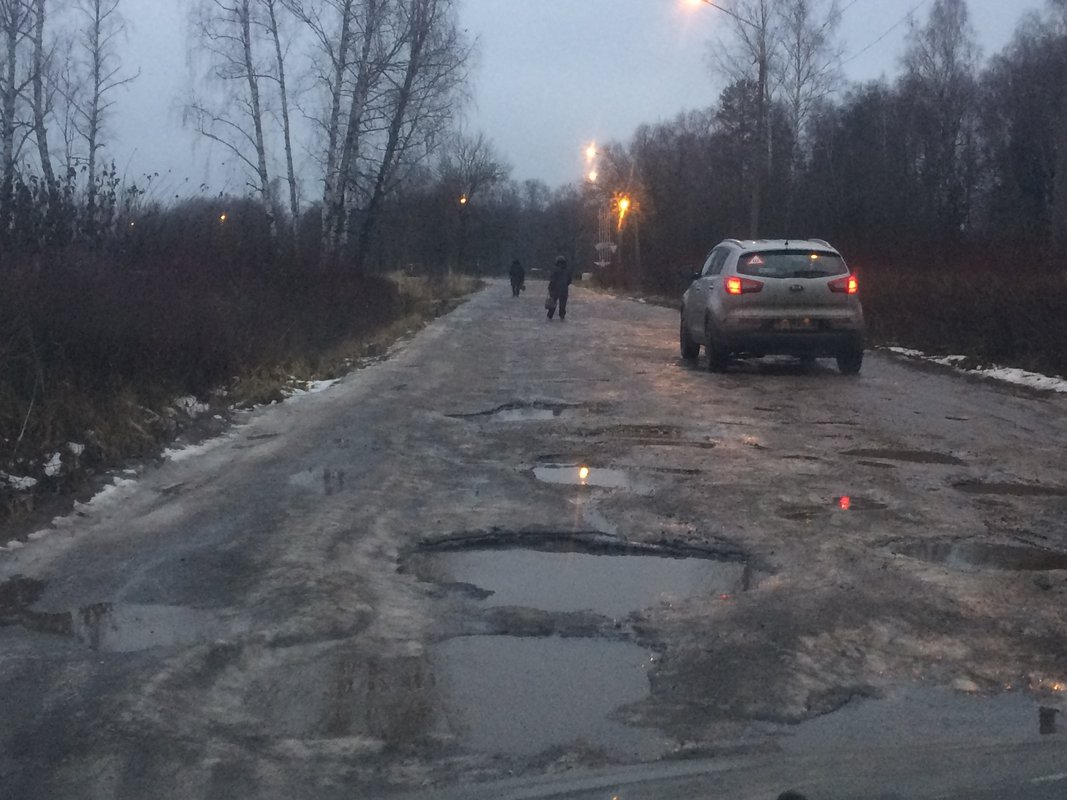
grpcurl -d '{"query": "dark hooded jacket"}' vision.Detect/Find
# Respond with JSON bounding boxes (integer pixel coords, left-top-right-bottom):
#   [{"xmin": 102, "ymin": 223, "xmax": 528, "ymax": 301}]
[{"xmin": 547, "ymin": 258, "xmax": 572, "ymax": 298}]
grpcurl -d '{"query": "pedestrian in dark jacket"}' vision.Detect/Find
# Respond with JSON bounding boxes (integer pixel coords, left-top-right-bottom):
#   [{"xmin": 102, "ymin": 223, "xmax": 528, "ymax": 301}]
[
  {"xmin": 546, "ymin": 256, "xmax": 573, "ymax": 320},
  {"xmin": 509, "ymin": 259, "xmax": 525, "ymax": 297}
]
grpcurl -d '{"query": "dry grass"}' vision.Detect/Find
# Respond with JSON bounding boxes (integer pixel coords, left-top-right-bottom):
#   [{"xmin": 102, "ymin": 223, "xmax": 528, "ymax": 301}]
[
  {"xmin": 861, "ymin": 266, "xmax": 1067, "ymax": 377},
  {"xmin": 0, "ymin": 270, "xmax": 481, "ymax": 529}
]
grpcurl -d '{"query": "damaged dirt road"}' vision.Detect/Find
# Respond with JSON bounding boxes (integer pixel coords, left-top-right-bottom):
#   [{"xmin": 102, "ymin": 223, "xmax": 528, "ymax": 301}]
[{"xmin": 2, "ymin": 281, "xmax": 1067, "ymax": 799}]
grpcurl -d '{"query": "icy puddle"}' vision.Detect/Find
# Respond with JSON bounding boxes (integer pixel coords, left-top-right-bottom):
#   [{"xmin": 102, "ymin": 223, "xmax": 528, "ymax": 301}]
[
  {"xmin": 533, "ymin": 464, "xmax": 654, "ymax": 495},
  {"xmin": 434, "ymin": 635, "xmax": 668, "ymax": 758},
  {"xmin": 422, "ymin": 549, "xmax": 755, "ymax": 617},
  {"xmin": 785, "ymin": 685, "xmax": 1061, "ymax": 751}
]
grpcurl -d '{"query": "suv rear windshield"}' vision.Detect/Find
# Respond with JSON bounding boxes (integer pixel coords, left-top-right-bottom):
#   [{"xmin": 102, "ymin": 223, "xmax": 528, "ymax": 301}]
[{"xmin": 736, "ymin": 250, "xmax": 848, "ymax": 279}]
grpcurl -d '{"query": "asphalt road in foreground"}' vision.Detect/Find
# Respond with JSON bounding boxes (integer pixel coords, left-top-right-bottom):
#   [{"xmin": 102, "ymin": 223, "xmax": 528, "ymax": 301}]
[{"xmin": 2, "ymin": 280, "xmax": 1067, "ymax": 800}]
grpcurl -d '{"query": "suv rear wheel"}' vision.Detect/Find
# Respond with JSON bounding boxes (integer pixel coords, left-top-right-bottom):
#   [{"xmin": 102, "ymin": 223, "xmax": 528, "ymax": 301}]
[
  {"xmin": 705, "ymin": 317, "xmax": 729, "ymax": 373},
  {"xmin": 836, "ymin": 349, "xmax": 863, "ymax": 375},
  {"xmin": 680, "ymin": 315, "xmax": 700, "ymax": 360}
]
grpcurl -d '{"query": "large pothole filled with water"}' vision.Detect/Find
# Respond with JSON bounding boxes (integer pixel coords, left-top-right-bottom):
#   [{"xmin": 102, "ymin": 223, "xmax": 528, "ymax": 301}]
[
  {"xmin": 433, "ymin": 635, "xmax": 668, "ymax": 758},
  {"xmin": 408, "ymin": 532, "xmax": 760, "ymax": 619},
  {"xmin": 406, "ymin": 532, "xmax": 762, "ymax": 759}
]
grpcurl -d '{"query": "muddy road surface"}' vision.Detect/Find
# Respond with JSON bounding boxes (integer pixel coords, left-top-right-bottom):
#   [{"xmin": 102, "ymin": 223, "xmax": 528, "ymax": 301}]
[{"xmin": 2, "ymin": 281, "xmax": 1067, "ymax": 799}]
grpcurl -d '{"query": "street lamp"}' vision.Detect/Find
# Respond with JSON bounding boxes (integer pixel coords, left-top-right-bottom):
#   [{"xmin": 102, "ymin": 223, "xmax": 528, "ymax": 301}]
[{"xmin": 688, "ymin": 0, "xmax": 768, "ymax": 239}]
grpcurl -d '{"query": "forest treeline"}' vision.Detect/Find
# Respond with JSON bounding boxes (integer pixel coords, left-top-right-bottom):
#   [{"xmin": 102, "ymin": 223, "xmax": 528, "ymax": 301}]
[{"xmin": 445, "ymin": 0, "xmax": 1067, "ymax": 288}]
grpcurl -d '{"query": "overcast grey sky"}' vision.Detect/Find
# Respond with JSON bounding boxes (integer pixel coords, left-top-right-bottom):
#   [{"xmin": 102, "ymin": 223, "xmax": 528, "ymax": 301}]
[{"xmin": 114, "ymin": 0, "xmax": 1049, "ymax": 199}]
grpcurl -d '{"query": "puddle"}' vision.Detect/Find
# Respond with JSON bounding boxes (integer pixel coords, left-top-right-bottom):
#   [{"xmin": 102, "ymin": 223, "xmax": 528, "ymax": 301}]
[
  {"xmin": 434, "ymin": 636, "xmax": 667, "ymax": 758},
  {"xmin": 1, "ymin": 576, "xmax": 237, "ymax": 651},
  {"xmin": 532, "ymin": 464, "xmax": 654, "ymax": 495},
  {"xmin": 449, "ymin": 403, "xmax": 575, "ymax": 422},
  {"xmin": 835, "ymin": 495, "xmax": 888, "ymax": 511},
  {"xmin": 954, "ymin": 481, "xmax": 1067, "ymax": 497},
  {"xmin": 893, "ymin": 540, "xmax": 1067, "ymax": 572},
  {"xmin": 580, "ymin": 424, "xmax": 682, "ymax": 440},
  {"xmin": 414, "ymin": 548, "xmax": 756, "ymax": 618},
  {"xmin": 841, "ymin": 448, "xmax": 965, "ymax": 465},
  {"xmin": 785, "ymin": 685, "xmax": 1059, "ymax": 752},
  {"xmin": 778, "ymin": 496, "xmax": 886, "ymax": 519}
]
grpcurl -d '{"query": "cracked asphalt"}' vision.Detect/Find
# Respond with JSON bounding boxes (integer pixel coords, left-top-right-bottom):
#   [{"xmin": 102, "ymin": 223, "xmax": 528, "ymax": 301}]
[{"xmin": 2, "ymin": 279, "xmax": 1067, "ymax": 799}]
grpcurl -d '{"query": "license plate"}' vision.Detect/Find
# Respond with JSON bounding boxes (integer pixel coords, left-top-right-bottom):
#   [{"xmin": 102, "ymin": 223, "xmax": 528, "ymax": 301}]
[{"xmin": 774, "ymin": 318, "xmax": 813, "ymax": 330}]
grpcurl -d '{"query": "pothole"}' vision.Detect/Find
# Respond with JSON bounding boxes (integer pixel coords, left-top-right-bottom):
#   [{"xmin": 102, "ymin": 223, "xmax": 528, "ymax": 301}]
[
  {"xmin": 412, "ymin": 549, "xmax": 757, "ymax": 618},
  {"xmin": 784, "ymin": 684, "xmax": 1059, "ymax": 752},
  {"xmin": 408, "ymin": 532, "xmax": 760, "ymax": 619},
  {"xmin": 532, "ymin": 464, "xmax": 654, "ymax": 495},
  {"xmin": 892, "ymin": 540, "xmax": 1067, "ymax": 572},
  {"xmin": 433, "ymin": 635, "xmax": 668, "ymax": 759},
  {"xmin": 953, "ymin": 481, "xmax": 1067, "ymax": 497},
  {"xmin": 0, "ymin": 577, "xmax": 240, "ymax": 652},
  {"xmin": 841, "ymin": 448, "xmax": 965, "ymax": 465},
  {"xmin": 448, "ymin": 402, "xmax": 578, "ymax": 422}
]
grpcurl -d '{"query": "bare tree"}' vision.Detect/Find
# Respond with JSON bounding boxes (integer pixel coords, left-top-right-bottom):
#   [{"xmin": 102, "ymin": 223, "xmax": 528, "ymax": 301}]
[
  {"xmin": 778, "ymin": 0, "xmax": 842, "ymax": 154},
  {"xmin": 1051, "ymin": 0, "xmax": 1067, "ymax": 258},
  {"xmin": 901, "ymin": 0, "xmax": 981, "ymax": 243},
  {"xmin": 0, "ymin": 0, "xmax": 32, "ymax": 240},
  {"xmin": 352, "ymin": 0, "xmax": 471, "ymax": 268},
  {"xmin": 71, "ymin": 0, "xmax": 136, "ymax": 236},
  {"xmin": 290, "ymin": 0, "xmax": 470, "ymax": 266},
  {"xmin": 30, "ymin": 0, "xmax": 55, "ymax": 192},
  {"xmin": 706, "ymin": 0, "xmax": 779, "ymax": 237},
  {"xmin": 436, "ymin": 130, "xmax": 508, "ymax": 268},
  {"xmin": 264, "ymin": 0, "xmax": 298, "ymax": 227},
  {"xmin": 188, "ymin": 0, "xmax": 276, "ymax": 217}
]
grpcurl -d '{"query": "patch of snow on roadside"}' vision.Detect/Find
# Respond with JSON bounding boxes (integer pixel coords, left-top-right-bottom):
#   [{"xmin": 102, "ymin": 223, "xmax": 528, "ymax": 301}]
[
  {"xmin": 44, "ymin": 452, "xmax": 63, "ymax": 477},
  {"xmin": 1, "ymin": 472, "xmax": 38, "ymax": 491},
  {"xmin": 175, "ymin": 395, "xmax": 210, "ymax": 417},
  {"xmin": 67, "ymin": 442, "xmax": 85, "ymax": 456},
  {"xmin": 162, "ymin": 435, "xmax": 231, "ymax": 463},
  {"xmin": 886, "ymin": 348, "xmax": 1067, "ymax": 394},
  {"xmin": 75, "ymin": 478, "xmax": 138, "ymax": 511},
  {"xmin": 289, "ymin": 378, "xmax": 341, "ymax": 397}
]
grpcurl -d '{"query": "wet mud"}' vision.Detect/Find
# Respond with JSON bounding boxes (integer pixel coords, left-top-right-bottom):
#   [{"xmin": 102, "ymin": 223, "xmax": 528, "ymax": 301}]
[
  {"xmin": 953, "ymin": 481, "xmax": 1067, "ymax": 497},
  {"xmin": 893, "ymin": 540, "xmax": 1067, "ymax": 572},
  {"xmin": 841, "ymin": 448, "xmax": 965, "ymax": 465}
]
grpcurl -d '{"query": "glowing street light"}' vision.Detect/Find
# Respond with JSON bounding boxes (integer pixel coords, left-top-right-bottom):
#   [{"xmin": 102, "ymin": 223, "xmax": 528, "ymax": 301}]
[
  {"xmin": 616, "ymin": 194, "xmax": 631, "ymax": 230},
  {"xmin": 459, "ymin": 194, "xmax": 468, "ymax": 206},
  {"xmin": 587, "ymin": 169, "xmax": 598, "ymax": 184},
  {"xmin": 585, "ymin": 141, "xmax": 597, "ymax": 163}
]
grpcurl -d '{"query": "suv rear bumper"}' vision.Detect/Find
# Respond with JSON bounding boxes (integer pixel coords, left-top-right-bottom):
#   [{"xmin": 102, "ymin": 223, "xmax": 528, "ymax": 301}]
[{"xmin": 721, "ymin": 329, "xmax": 864, "ymax": 357}]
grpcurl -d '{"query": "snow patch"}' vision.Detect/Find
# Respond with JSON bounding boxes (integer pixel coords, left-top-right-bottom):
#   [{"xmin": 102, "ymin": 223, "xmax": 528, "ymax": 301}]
[
  {"xmin": 288, "ymin": 378, "xmax": 341, "ymax": 398},
  {"xmin": 1, "ymin": 472, "xmax": 38, "ymax": 491},
  {"xmin": 174, "ymin": 395, "xmax": 210, "ymax": 417},
  {"xmin": 886, "ymin": 347, "xmax": 1067, "ymax": 394},
  {"xmin": 67, "ymin": 442, "xmax": 86, "ymax": 456},
  {"xmin": 73, "ymin": 477, "xmax": 138, "ymax": 513},
  {"xmin": 44, "ymin": 452, "xmax": 63, "ymax": 477}
]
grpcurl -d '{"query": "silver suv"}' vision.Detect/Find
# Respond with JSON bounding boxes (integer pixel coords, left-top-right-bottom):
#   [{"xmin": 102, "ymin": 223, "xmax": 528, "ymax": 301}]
[{"xmin": 680, "ymin": 239, "xmax": 865, "ymax": 374}]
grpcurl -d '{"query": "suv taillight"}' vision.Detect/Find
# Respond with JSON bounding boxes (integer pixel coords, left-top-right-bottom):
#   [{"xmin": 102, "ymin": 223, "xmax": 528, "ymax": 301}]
[
  {"xmin": 828, "ymin": 275, "xmax": 858, "ymax": 295},
  {"xmin": 725, "ymin": 276, "xmax": 764, "ymax": 295}
]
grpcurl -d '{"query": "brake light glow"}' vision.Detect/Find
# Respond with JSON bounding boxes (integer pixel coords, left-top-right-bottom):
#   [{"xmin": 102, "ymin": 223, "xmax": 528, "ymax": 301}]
[
  {"xmin": 725, "ymin": 276, "xmax": 764, "ymax": 295},
  {"xmin": 829, "ymin": 275, "xmax": 859, "ymax": 294}
]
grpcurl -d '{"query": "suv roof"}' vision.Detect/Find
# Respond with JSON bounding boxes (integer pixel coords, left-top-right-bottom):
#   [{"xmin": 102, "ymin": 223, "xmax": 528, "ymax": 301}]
[{"xmin": 723, "ymin": 238, "xmax": 840, "ymax": 254}]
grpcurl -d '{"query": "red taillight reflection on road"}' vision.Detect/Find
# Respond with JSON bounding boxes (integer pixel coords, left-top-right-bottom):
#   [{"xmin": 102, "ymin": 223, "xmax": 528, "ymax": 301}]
[
  {"xmin": 725, "ymin": 276, "xmax": 764, "ymax": 295},
  {"xmin": 837, "ymin": 495, "xmax": 852, "ymax": 510},
  {"xmin": 829, "ymin": 275, "xmax": 859, "ymax": 294}
]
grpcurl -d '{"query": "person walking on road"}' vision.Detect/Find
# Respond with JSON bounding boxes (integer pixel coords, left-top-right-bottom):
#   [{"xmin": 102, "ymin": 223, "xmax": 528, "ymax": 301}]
[
  {"xmin": 546, "ymin": 256, "xmax": 573, "ymax": 320},
  {"xmin": 509, "ymin": 259, "xmax": 525, "ymax": 297}
]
